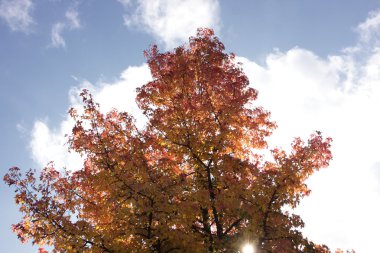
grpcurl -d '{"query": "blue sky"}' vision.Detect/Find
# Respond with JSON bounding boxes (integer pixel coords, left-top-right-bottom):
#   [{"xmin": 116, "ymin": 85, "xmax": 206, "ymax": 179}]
[{"xmin": 1, "ymin": 0, "xmax": 380, "ymax": 252}]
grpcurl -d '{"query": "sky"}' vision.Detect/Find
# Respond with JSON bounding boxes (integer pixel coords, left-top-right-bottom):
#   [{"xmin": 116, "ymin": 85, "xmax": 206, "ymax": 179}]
[{"xmin": 1, "ymin": 0, "xmax": 380, "ymax": 252}]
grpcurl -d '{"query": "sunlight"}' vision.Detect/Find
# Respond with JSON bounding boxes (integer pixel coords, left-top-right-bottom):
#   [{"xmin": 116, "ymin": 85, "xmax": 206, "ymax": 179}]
[{"xmin": 242, "ymin": 243, "xmax": 254, "ymax": 253}]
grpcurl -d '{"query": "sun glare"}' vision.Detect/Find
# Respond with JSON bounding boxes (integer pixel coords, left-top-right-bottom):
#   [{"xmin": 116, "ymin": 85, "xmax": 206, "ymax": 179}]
[{"xmin": 242, "ymin": 243, "xmax": 254, "ymax": 253}]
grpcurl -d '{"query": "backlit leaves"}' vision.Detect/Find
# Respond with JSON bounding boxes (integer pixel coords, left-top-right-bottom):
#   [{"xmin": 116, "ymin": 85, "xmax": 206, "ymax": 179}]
[{"xmin": 4, "ymin": 28, "xmax": 351, "ymax": 252}]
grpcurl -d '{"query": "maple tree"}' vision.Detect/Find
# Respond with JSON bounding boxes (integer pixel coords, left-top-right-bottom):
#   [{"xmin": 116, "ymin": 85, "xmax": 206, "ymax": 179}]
[{"xmin": 4, "ymin": 28, "xmax": 344, "ymax": 252}]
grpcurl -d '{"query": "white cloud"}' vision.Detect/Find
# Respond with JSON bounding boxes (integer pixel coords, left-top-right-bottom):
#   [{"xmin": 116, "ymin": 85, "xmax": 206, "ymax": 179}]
[
  {"xmin": 65, "ymin": 8, "xmax": 81, "ymax": 29},
  {"xmin": 93, "ymin": 65, "xmax": 151, "ymax": 128},
  {"xmin": 357, "ymin": 9, "xmax": 380, "ymax": 43},
  {"xmin": 0, "ymin": 0, "xmax": 34, "ymax": 32},
  {"xmin": 235, "ymin": 16, "xmax": 380, "ymax": 252},
  {"xmin": 49, "ymin": 6, "xmax": 82, "ymax": 48},
  {"xmin": 30, "ymin": 64, "xmax": 151, "ymax": 170},
  {"xmin": 122, "ymin": 0, "xmax": 220, "ymax": 49},
  {"xmin": 50, "ymin": 22, "xmax": 66, "ymax": 48},
  {"xmin": 30, "ymin": 119, "xmax": 83, "ymax": 171}
]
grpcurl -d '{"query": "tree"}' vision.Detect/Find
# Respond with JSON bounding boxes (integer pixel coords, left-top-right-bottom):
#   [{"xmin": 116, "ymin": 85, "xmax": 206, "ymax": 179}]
[{"xmin": 5, "ymin": 28, "xmax": 337, "ymax": 252}]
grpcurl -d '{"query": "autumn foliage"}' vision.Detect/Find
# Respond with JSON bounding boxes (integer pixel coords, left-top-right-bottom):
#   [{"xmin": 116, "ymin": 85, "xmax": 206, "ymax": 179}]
[{"xmin": 5, "ymin": 29, "xmax": 339, "ymax": 252}]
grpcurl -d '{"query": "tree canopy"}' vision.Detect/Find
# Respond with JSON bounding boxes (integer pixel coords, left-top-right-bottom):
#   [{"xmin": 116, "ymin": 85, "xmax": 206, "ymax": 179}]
[{"xmin": 4, "ymin": 28, "xmax": 342, "ymax": 252}]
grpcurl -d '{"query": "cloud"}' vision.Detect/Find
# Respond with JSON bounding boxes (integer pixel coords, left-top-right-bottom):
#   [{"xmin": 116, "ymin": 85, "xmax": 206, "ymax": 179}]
[
  {"xmin": 0, "ymin": 0, "xmax": 34, "ymax": 32},
  {"xmin": 49, "ymin": 6, "xmax": 81, "ymax": 48},
  {"xmin": 30, "ymin": 64, "xmax": 151, "ymax": 170},
  {"xmin": 357, "ymin": 9, "xmax": 380, "ymax": 43},
  {"xmin": 65, "ymin": 8, "xmax": 81, "ymax": 29},
  {"xmin": 121, "ymin": 0, "xmax": 221, "ymax": 49},
  {"xmin": 117, "ymin": 0, "xmax": 131, "ymax": 8},
  {"xmin": 235, "ymin": 14, "xmax": 380, "ymax": 251},
  {"xmin": 30, "ymin": 119, "xmax": 83, "ymax": 171},
  {"xmin": 50, "ymin": 22, "xmax": 66, "ymax": 48}
]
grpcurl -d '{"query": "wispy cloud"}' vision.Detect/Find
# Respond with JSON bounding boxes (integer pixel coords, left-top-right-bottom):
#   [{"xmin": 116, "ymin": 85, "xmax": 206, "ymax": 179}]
[
  {"xmin": 120, "ymin": 0, "xmax": 221, "ymax": 49},
  {"xmin": 0, "ymin": 0, "xmax": 34, "ymax": 32},
  {"xmin": 49, "ymin": 6, "xmax": 81, "ymax": 48},
  {"xmin": 117, "ymin": 0, "xmax": 131, "ymax": 8},
  {"xmin": 50, "ymin": 22, "xmax": 66, "ymax": 48},
  {"xmin": 357, "ymin": 9, "xmax": 380, "ymax": 43},
  {"xmin": 65, "ymin": 7, "xmax": 81, "ymax": 29}
]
